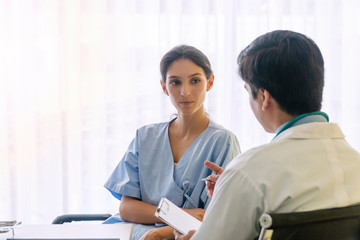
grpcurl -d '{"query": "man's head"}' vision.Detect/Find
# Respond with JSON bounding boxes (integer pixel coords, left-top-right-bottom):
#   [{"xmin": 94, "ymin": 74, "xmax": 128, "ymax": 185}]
[{"xmin": 237, "ymin": 30, "xmax": 324, "ymax": 116}]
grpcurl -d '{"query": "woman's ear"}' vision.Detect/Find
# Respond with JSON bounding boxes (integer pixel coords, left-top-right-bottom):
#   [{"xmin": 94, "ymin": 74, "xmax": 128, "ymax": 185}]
[
  {"xmin": 207, "ymin": 75, "xmax": 214, "ymax": 91},
  {"xmin": 160, "ymin": 80, "xmax": 169, "ymax": 96}
]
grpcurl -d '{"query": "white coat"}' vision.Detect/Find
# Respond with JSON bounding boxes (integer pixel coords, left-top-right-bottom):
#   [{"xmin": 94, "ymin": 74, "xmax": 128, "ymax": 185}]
[{"xmin": 192, "ymin": 122, "xmax": 360, "ymax": 240}]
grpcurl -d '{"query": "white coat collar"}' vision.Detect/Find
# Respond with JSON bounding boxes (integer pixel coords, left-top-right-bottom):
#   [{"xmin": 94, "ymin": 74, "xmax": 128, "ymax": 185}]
[{"xmin": 272, "ymin": 122, "xmax": 345, "ymax": 142}]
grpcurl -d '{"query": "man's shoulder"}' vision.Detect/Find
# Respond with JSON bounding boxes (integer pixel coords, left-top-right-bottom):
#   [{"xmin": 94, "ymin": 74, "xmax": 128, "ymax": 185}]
[
  {"xmin": 224, "ymin": 138, "xmax": 295, "ymax": 174},
  {"xmin": 225, "ymin": 144, "xmax": 269, "ymax": 169}
]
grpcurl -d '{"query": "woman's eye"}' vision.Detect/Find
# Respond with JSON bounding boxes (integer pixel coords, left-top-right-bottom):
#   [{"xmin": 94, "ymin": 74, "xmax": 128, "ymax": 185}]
[
  {"xmin": 192, "ymin": 78, "xmax": 201, "ymax": 84},
  {"xmin": 170, "ymin": 80, "xmax": 180, "ymax": 86}
]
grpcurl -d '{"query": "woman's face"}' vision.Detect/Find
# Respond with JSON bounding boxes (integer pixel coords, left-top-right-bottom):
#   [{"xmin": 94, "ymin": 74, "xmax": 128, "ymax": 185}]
[{"xmin": 161, "ymin": 58, "xmax": 213, "ymax": 116}]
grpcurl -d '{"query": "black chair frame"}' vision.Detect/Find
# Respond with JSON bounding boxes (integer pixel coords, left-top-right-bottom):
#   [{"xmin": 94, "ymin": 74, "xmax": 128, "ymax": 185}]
[
  {"xmin": 258, "ymin": 203, "xmax": 360, "ymax": 240},
  {"xmin": 52, "ymin": 214, "xmax": 112, "ymax": 224}
]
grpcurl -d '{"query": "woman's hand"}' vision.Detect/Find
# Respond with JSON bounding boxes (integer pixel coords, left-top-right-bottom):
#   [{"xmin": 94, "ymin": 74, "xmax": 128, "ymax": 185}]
[
  {"xmin": 204, "ymin": 161, "xmax": 224, "ymax": 198},
  {"xmin": 139, "ymin": 226, "xmax": 174, "ymax": 240},
  {"xmin": 182, "ymin": 208, "xmax": 205, "ymax": 221}
]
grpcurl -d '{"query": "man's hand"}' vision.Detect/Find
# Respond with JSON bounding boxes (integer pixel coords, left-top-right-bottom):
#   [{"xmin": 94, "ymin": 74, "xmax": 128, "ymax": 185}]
[
  {"xmin": 174, "ymin": 229, "xmax": 196, "ymax": 240},
  {"xmin": 204, "ymin": 161, "xmax": 224, "ymax": 198},
  {"xmin": 139, "ymin": 226, "xmax": 173, "ymax": 240}
]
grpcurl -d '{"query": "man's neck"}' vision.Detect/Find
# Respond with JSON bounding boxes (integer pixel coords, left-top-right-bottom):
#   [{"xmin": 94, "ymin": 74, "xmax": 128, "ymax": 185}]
[{"xmin": 268, "ymin": 110, "xmax": 296, "ymax": 133}]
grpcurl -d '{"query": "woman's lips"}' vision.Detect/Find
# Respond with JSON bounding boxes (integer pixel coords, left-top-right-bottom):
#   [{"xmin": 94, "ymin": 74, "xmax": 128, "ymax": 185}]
[{"xmin": 180, "ymin": 101, "xmax": 194, "ymax": 105}]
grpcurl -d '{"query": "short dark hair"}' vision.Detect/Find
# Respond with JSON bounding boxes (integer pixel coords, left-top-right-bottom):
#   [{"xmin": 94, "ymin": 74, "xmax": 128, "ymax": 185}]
[
  {"xmin": 160, "ymin": 45, "xmax": 213, "ymax": 83},
  {"xmin": 237, "ymin": 30, "xmax": 324, "ymax": 115}
]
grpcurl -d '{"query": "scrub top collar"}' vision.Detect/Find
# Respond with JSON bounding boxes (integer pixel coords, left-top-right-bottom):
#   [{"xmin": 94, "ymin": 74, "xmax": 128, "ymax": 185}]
[{"xmin": 273, "ymin": 111, "xmax": 329, "ymax": 140}]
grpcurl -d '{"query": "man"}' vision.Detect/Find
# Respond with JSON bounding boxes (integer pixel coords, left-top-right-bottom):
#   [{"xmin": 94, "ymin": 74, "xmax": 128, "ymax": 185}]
[{"xmin": 175, "ymin": 30, "xmax": 360, "ymax": 239}]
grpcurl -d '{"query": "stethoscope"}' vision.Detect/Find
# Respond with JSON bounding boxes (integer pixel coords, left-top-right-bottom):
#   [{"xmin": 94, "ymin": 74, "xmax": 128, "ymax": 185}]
[{"xmin": 273, "ymin": 111, "xmax": 329, "ymax": 140}]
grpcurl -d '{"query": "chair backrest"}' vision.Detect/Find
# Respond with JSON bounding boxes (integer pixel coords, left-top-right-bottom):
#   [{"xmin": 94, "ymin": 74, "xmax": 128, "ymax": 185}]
[{"xmin": 257, "ymin": 203, "xmax": 360, "ymax": 240}]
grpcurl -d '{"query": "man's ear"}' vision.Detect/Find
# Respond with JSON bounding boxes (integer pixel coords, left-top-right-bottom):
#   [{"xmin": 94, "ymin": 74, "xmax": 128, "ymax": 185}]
[
  {"xmin": 160, "ymin": 80, "xmax": 169, "ymax": 96},
  {"xmin": 206, "ymin": 75, "xmax": 215, "ymax": 91},
  {"xmin": 261, "ymin": 89, "xmax": 271, "ymax": 111}
]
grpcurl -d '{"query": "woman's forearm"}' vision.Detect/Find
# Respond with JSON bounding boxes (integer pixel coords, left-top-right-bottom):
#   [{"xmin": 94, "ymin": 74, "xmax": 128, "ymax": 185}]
[{"xmin": 119, "ymin": 195, "xmax": 160, "ymax": 224}]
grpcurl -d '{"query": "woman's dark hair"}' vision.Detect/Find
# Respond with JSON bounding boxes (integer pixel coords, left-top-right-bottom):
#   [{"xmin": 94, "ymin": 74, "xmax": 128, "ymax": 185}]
[
  {"xmin": 160, "ymin": 45, "xmax": 213, "ymax": 83},
  {"xmin": 237, "ymin": 30, "xmax": 324, "ymax": 115}
]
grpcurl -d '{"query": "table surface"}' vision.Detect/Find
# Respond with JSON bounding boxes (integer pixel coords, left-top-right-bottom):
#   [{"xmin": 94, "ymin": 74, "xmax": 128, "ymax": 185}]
[{"xmin": 0, "ymin": 223, "xmax": 132, "ymax": 240}]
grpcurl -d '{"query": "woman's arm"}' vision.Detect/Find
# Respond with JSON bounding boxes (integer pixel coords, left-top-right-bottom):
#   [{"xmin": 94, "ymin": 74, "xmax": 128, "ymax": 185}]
[
  {"xmin": 182, "ymin": 208, "xmax": 205, "ymax": 221},
  {"xmin": 119, "ymin": 195, "xmax": 160, "ymax": 224},
  {"xmin": 120, "ymin": 195, "xmax": 207, "ymax": 224}
]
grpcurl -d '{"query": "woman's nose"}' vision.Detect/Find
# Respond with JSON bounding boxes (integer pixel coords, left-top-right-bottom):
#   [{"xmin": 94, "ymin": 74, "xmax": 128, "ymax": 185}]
[{"xmin": 180, "ymin": 84, "xmax": 190, "ymax": 96}]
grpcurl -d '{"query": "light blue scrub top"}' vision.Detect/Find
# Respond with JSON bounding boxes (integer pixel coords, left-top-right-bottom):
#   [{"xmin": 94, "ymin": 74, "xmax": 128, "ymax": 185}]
[{"xmin": 104, "ymin": 118, "xmax": 240, "ymax": 239}]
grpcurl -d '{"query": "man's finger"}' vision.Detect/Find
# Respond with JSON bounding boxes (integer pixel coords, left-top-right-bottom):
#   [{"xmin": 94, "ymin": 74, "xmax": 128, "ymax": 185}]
[{"xmin": 204, "ymin": 160, "xmax": 224, "ymax": 174}]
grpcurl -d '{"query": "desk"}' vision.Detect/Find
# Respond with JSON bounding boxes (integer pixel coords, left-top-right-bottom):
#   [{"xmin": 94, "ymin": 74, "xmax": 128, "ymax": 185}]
[{"xmin": 0, "ymin": 223, "xmax": 132, "ymax": 240}]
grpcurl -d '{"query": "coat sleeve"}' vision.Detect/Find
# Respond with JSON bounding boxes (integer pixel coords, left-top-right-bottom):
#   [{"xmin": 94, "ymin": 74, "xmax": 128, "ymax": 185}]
[{"xmin": 193, "ymin": 165, "xmax": 264, "ymax": 240}]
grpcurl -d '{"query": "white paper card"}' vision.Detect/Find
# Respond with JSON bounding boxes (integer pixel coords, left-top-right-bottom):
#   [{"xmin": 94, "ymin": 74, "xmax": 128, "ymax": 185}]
[{"xmin": 155, "ymin": 197, "xmax": 201, "ymax": 235}]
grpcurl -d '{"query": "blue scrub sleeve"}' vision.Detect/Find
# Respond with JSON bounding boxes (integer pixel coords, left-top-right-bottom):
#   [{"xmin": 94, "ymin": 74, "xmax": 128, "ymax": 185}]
[{"xmin": 104, "ymin": 132, "xmax": 141, "ymax": 200}]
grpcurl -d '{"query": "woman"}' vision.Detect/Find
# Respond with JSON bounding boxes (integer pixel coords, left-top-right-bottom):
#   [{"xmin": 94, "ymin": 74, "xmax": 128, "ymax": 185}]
[{"xmin": 104, "ymin": 45, "xmax": 240, "ymax": 240}]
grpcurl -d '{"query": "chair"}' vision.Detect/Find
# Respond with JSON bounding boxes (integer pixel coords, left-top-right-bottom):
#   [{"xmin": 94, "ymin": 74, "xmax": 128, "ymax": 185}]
[
  {"xmin": 52, "ymin": 214, "xmax": 112, "ymax": 224},
  {"xmin": 257, "ymin": 203, "xmax": 360, "ymax": 240}
]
